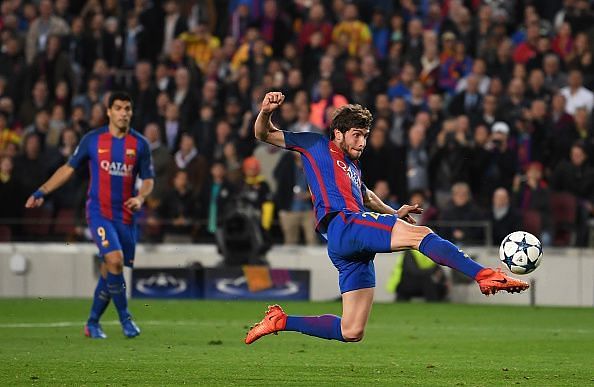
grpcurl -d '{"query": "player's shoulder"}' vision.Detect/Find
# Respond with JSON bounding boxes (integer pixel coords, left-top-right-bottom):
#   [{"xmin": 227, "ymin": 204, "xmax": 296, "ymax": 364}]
[
  {"xmin": 85, "ymin": 126, "xmax": 108, "ymax": 137},
  {"xmin": 79, "ymin": 126, "xmax": 108, "ymax": 143},
  {"xmin": 284, "ymin": 130, "xmax": 327, "ymax": 148},
  {"xmin": 129, "ymin": 129, "xmax": 150, "ymax": 148}
]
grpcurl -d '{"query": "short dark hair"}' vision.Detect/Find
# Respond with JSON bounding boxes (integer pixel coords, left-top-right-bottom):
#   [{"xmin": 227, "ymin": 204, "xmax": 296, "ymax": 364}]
[
  {"xmin": 329, "ymin": 104, "xmax": 373, "ymax": 139},
  {"xmin": 108, "ymin": 91, "xmax": 133, "ymax": 108}
]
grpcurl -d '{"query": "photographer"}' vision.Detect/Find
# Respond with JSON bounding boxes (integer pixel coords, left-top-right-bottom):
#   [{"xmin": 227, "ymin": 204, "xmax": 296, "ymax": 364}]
[
  {"xmin": 215, "ymin": 157, "xmax": 274, "ymax": 265},
  {"xmin": 481, "ymin": 122, "xmax": 519, "ymax": 198},
  {"xmin": 429, "ymin": 118, "xmax": 472, "ymax": 210}
]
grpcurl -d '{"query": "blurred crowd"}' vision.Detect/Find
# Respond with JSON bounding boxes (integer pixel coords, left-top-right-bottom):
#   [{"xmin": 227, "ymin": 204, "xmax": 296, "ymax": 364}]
[{"xmin": 0, "ymin": 0, "xmax": 593, "ymax": 247}]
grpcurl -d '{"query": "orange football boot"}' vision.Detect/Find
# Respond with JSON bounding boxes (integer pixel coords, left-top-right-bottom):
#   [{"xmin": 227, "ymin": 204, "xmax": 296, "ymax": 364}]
[
  {"xmin": 476, "ymin": 268, "xmax": 530, "ymax": 295},
  {"xmin": 245, "ymin": 304, "xmax": 287, "ymax": 344}
]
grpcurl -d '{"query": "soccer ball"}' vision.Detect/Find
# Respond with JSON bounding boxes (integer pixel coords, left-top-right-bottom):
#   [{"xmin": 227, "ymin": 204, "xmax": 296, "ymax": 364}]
[{"xmin": 499, "ymin": 231, "xmax": 543, "ymax": 274}]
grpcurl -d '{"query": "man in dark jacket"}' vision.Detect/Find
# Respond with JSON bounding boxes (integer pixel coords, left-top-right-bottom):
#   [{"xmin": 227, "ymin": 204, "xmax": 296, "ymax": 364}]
[{"xmin": 274, "ymin": 151, "xmax": 317, "ymax": 245}]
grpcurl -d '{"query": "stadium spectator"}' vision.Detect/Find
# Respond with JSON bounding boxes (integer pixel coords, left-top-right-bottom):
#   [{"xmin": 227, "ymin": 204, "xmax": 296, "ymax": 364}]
[
  {"xmin": 200, "ymin": 160, "xmax": 234, "ymax": 235},
  {"xmin": 309, "ymin": 78, "xmax": 347, "ymax": 130},
  {"xmin": 331, "ymin": 3, "xmax": 371, "ymax": 57},
  {"xmin": 490, "ymin": 187, "xmax": 522, "ymax": 244},
  {"xmin": 405, "ymin": 123, "xmax": 429, "ymax": 195},
  {"xmin": 171, "ymin": 66, "xmax": 200, "ymax": 129},
  {"xmin": 19, "ymin": 80, "xmax": 50, "ymax": 127},
  {"xmin": 408, "ymin": 189, "xmax": 438, "ymax": 226},
  {"xmin": 481, "ymin": 121, "xmax": 518, "ymax": 198},
  {"xmin": 429, "ymin": 118, "xmax": 472, "ymax": 210},
  {"xmin": 143, "ymin": 122, "xmax": 172, "ymax": 205},
  {"xmin": 24, "ymin": 0, "xmax": 69, "ymax": 65},
  {"xmin": 274, "ymin": 151, "xmax": 317, "ymax": 246},
  {"xmin": 159, "ymin": 102, "xmax": 182, "ymax": 152},
  {"xmin": 13, "ymin": 133, "xmax": 49, "ymax": 205},
  {"xmin": 158, "ymin": 169, "xmax": 200, "ymax": 243},
  {"xmin": 28, "ymin": 34, "xmax": 75, "ymax": 98},
  {"xmin": 171, "ymin": 132, "xmax": 208, "ymax": 194},
  {"xmin": 0, "ymin": 155, "xmax": 22, "ymax": 236},
  {"xmin": 560, "ymin": 69, "xmax": 594, "ymax": 114},
  {"xmin": 256, "ymin": 0, "xmax": 292, "ymax": 57},
  {"xmin": 448, "ymin": 74, "xmax": 483, "ymax": 117},
  {"xmin": 551, "ymin": 141, "xmax": 594, "ymax": 246},
  {"xmin": 542, "ymin": 53, "xmax": 566, "ymax": 91},
  {"xmin": 547, "ymin": 93, "xmax": 577, "ymax": 168},
  {"xmin": 359, "ymin": 117, "xmax": 404, "ymax": 201},
  {"xmin": 129, "ymin": 61, "xmax": 158, "ymax": 130},
  {"xmin": 439, "ymin": 182, "xmax": 486, "ymax": 245},
  {"xmin": 513, "ymin": 161, "xmax": 553, "ymax": 246}
]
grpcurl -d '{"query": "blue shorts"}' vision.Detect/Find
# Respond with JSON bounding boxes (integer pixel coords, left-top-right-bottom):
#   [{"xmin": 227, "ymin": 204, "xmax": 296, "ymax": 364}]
[
  {"xmin": 326, "ymin": 211, "xmax": 397, "ymax": 293},
  {"xmin": 87, "ymin": 216, "xmax": 137, "ymax": 267}
]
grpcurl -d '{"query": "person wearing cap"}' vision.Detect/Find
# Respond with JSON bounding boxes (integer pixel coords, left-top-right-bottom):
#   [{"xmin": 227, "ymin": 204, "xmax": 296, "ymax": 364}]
[{"xmin": 481, "ymin": 121, "xmax": 519, "ymax": 197}]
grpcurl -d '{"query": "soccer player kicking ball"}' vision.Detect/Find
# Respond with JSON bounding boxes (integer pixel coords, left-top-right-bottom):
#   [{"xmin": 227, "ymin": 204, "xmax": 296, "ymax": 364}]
[
  {"xmin": 245, "ymin": 92, "xmax": 528, "ymax": 345},
  {"xmin": 25, "ymin": 92, "xmax": 155, "ymax": 339}
]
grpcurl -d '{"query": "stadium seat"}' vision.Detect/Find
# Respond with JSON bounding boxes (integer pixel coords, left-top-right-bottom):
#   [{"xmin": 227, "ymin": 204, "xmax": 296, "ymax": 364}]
[
  {"xmin": 22, "ymin": 207, "xmax": 53, "ymax": 238},
  {"xmin": 53, "ymin": 208, "xmax": 77, "ymax": 238},
  {"xmin": 522, "ymin": 210, "xmax": 542, "ymax": 238},
  {"xmin": 549, "ymin": 192, "xmax": 577, "ymax": 246},
  {"xmin": 0, "ymin": 225, "xmax": 11, "ymax": 242}
]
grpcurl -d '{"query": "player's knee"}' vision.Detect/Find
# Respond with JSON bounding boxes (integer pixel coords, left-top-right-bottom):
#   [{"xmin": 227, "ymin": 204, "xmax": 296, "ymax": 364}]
[
  {"xmin": 414, "ymin": 226, "xmax": 433, "ymax": 247},
  {"xmin": 418, "ymin": 226, "xmax": 433, "ymax": 238},
  {"xmin": 104, "ymin": 255, "xmax": 124, "ymax": 273},
  {"xmin": 341, "ymin": 326, "xmax": 365, "ymax": 342}
]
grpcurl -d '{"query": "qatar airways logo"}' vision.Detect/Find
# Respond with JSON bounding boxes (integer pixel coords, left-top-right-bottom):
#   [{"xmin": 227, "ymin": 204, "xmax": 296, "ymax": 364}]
[
  {"xmin": 100, "ymin": 160, "xmax": 133, "ymax": 177},
  {"xmin": 336, "ymin": 160, "xmax": 361, "ymax": 187}
]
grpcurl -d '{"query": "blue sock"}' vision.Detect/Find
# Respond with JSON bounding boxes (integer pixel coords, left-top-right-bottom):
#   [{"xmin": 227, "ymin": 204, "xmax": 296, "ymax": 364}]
[
  {"xmin": 285, "ymin": 315, "xmax": 345, "ymax": 341},
  {"xmin": 88, "ymin": 275, "xmax": 110, "ymax": 324},
  {"xmin": 106, "ymin": 272, "xmax": 131, "ymax": 322},
  {"xmin": 419, "ymin": 233, "xmax": 484, "ymax": 279}
]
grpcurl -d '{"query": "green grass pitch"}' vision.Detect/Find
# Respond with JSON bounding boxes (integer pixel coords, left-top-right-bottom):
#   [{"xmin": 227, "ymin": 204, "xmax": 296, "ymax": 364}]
[{"xmin": 0, "ymin": 299, "xmax": 592, "ymax": 386}]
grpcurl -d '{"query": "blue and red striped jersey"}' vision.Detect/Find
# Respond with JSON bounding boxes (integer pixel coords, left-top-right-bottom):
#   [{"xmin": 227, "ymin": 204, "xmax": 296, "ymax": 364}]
[
  {"xmin": 68, "ymin": 126, "xmax": 154, "ymax": 224},
  {"xmin": 283, "ymin": 131, "xmax": 367, "ymax": 231}
]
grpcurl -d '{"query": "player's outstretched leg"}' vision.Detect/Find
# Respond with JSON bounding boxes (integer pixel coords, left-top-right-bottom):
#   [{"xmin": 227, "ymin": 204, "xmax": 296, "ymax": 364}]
[
  {"xmin": 245, "ymin": 305, "xmax": 345, "ymax": 344},
  {"xmin": 417, "ymin": 233, "xmax": 529, "ymax": 295},
  {"xmin": 85, "ymin": 274, "xmax": 110, "ymax": 339},
  {"xmin": 418, "ymin": 233, "xmax": 529, "ymax": 295},
  {"xmin": 392, "ymin": 221, "xmax": 529, "ymax": 296}
]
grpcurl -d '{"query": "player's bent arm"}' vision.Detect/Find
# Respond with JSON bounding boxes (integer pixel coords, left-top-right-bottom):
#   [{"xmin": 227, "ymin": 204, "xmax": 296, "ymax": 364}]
[
  {"xmin": 254, "ymin": 109, "xmax": 286, "ymax": 148},
  {"xmin": 25, "ymin": 164, "xmax": 75, "ymax": 208},
  {"xmin": 137, "ymin": 178, "xmax": 154, "ymax": 200},
  {"xmin": 125, "ymin": 178, "xmax": 154, "ymax": 212},
  {"xmin": 41, "ymin": 164, "xmax": 76, "ymax": 193},
  {"xmin": 363, "ymin": 189, "xmax": 397, "ymax": 215}
]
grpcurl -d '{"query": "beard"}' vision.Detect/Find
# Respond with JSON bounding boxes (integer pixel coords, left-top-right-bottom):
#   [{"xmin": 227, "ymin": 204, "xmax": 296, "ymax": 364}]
[{"xmin": 338, "ymin": 139, "xmax": 362, "ymax": 160}]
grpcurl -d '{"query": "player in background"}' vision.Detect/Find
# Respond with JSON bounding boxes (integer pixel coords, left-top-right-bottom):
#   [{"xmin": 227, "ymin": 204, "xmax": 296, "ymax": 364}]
[
  {"xmin": 25, "ymin": 91, "xmax": 155, "ymax": 339},
  {"xmin": 245, "ymin": 92, "xmax": 529, "ymax": 345}
]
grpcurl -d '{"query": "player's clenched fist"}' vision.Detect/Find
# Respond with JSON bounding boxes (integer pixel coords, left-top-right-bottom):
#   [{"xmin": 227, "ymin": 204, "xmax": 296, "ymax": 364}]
[{"xmin": 261, "ymin": 92, "xmax": 285, "ymax": 114}]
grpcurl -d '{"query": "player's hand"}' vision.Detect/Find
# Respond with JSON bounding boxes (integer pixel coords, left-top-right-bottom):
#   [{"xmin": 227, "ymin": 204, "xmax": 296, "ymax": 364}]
[
  {"xmin": 261, "ymin": 92, "xmax": 285, "ymax": 114},
  {"xmin": 25, "ymin": 195, "xmax": 44, "ymax": 208},
  {"xmin": 396, "ymin": 204, "xmax": 423, "ymax": 224},
  {"xmin": 124, "ymin": 196, "xmax": 144, "ymax": 212}
]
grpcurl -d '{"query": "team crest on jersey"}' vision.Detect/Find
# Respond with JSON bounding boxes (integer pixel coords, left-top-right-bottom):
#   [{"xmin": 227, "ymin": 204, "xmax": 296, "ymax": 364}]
[
  {"xmin": 336, "ymin": 160, "xmax": 361, "ymax": 187},
  {"xmin": 126, "ymin": 149, "xmax": 136, "ymax": 158},
  {"xmin": 100, "ymin": 160, "xmax": 134, "ymax": 176}
]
